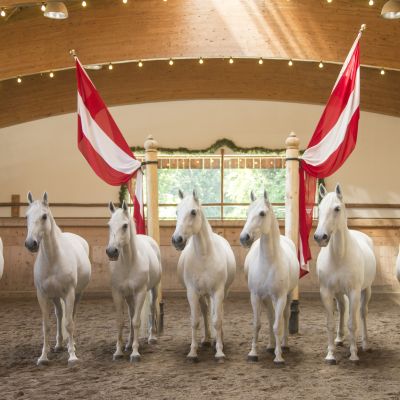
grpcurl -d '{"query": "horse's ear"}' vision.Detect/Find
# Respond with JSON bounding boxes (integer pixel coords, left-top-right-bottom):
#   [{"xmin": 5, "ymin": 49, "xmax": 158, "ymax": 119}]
[
  {"xmin": 178, "ymin": 189, "xmax": 184, "ymax": 200},
  {"xmin": 193, "ymin": 189, "xmax": 199, "ymax": 203},
  {"xmin": 109, "ymin": 201, "xmax": 115, "ymax": 214},
  {"xmin": 250, "ymin": 191, "xmax": 256, "ymax": 202},
  {"xmin": 122, "ymin": 200, "xmax": 128, "ymax": 213},
  {"xmin": 27, "ymin": 192, "xmax": 34, "ymax": 204},
  {"xmin": 319, "ymin": 184, "xmax": 328, "ymax": 199},
  {"xmin": 42, "ymin": 192, "xmax": 48, "ymax": 206},
  {"xmin": 335, "ymin": 183, "xmax": 343, "ymax": 200},
  {"xmin": 264, "ymin": 190, "xmax": 270, "ymax": 205}
]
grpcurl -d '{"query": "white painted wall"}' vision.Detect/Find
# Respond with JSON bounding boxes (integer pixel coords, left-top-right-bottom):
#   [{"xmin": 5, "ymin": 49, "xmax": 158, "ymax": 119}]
[{"xmin": 0, "ymin": 100, "xmax": 399, "ymax": 217}]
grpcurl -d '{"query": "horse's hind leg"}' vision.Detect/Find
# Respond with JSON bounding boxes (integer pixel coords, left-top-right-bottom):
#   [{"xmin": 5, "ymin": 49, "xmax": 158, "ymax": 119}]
[
  {"xmin": 199, "ymin": 295, "xmax": 211, "ymax": 347},
  {"xmin": 361, "ymin": 287, "xmax": 372, "ymax": 352},
  {"xmin": 53, "ymin": 298, "xmax": 65, "ymax": 352},
  {"xmin": 37, "ymin": 291, "xmax": 51, "ymax": 365},
  {"xmin": 264, "ymin": 297, "xmax": 275, "ymax": 353},
  {"xmin": 281, "ymin": 293, "xmax": 292, "ymax": 350},
  {"xmin": 73, "ymin": 292, "xmax": 82, "ymax": 320},
  {"xmin": 148, "ymin": 286, "xmax": 159, "ymax": 344},
  {"xmin": 335, "ymin": 294, "xmax": 346, "ymax": 346},
  {"xmin": 130, "ymin": 289, "xmax": 147, "ymax": 362},
  {"xmin": 272, "ymin": 295, "xmax": 287, "ymax": 364},
  {"xmin": 248, "ymin": 293, "xmax": 262, "ymax": 362},
  {"xmin": 348, "ymin": 290, "xmax": 361, "ymax": 362}
]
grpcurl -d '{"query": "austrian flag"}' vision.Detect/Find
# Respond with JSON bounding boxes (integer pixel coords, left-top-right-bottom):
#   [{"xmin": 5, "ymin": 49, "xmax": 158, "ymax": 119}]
[{"xmin": 75, "ymin": 58, "xmax": 145, "ymax": 234}]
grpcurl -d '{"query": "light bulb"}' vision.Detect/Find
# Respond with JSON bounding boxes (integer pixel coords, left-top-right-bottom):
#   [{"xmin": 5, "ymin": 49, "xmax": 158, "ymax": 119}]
[
  {"xmin": 380, "ymin": 68, "xmax": 385, "ymax": 75},
  {"xmin": 229, "ymin": 57, "xmax": 234, "ymax": 64},
  {"xmin": 49, "ymin": 71, "xmax": 54, "ymax": 78},
  {"xmin": 319, "ymin": 61, "xmax": 324, "ymax": 69},
  {"xmin": 169, "ymin": 59, "xmax": 174, "ymax": 66},
  {"xmin": 138, "ymin": 60, "xmax": 143, "ymax": 67},
  {"xmin": 41, "ymin": 3, "xmax": 46, "ymax": 12},
  {"xmin": 108, "ymin": 63, "xmax": 113, "ymax": 70},
  {"xmin": 82, "ymin": 1, "xmax": 87, "ymax": 7},
  {"xmin": 327, "ymin": 0, "xmax": 332, "ymax": 3},
  {"xmin": 1, "ymin": 9, "xmax": 6, "ymax": 17},
  {"xmin": 368, "ymin": 0, "xmax": 374, "ymax": 5},
  {"xmin": 288, "ymin": 59, "xmax": 293, "ymax": 66},
  {"xmin": 123, "ymin": 0, "xmax": 128, "ymax": 3},
  {"xmin": 17, "ymin": 77, "xmax": 22, "ymax": 84},
  {"xmin": 199, "ymin": 57, "xmax": 204, "ymax": 64},
  {"xmin": 258, "ymin": 58, "xmax": 263, "ymax": 65}
]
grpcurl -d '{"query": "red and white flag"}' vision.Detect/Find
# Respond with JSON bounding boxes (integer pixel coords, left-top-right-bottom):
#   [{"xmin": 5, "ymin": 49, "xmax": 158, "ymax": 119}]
[
  {"xmin": 75, "ymin": 58, "xmax": 146, "ymax": 234},
  {"xmin": 299, "ymin": 26, "xmax": 364, "ymax": 276}
]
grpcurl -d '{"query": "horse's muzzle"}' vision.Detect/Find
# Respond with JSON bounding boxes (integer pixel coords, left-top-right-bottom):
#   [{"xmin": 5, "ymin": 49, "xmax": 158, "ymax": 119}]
[
  {"xmin": 314, "ymin": 233, "xmax": 330, "ymax": 247},
  {"xmin": 25, "ymin": 238, "xmax": 39, "ymax": 253},
  {"xmin": 171, "ymin": 235, "xmax": 186, "ymax": 251},
  {"xmin": 106, "ymin": 246, "xmax": 120, "ymax": 261},
  {"xmin": 239, "ymin": 233, "xmax": 253, "ymax": 248}
]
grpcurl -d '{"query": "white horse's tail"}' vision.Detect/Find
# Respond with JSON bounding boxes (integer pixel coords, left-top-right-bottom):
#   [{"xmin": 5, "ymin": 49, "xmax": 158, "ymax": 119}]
[
  {"xmin": 61, "ymin": 299, "xmax": 68, "ymax": 340},
  {"xmin": 139, "ymin": 290, "xmax": 151, "ymax": 338}
]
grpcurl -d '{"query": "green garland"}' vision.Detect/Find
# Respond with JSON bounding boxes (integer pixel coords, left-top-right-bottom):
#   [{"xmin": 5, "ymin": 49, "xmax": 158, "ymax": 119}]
[{"xmin": 120, "ymin": 138, "xmax": 292, "ymax": 204}]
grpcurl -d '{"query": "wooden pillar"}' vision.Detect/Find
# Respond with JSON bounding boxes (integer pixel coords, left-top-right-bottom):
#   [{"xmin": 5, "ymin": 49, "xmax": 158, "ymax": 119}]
[
  {"xmin": 144, "ymin": 135, "xmax": 163, "ymax": 331},
  {"xmin": 285, "ymin": 132, "xmax": 300, "ymax": 334},
  {"xmin": 11, "ymin": 194, "xmax": 20, "ymax": 217}
]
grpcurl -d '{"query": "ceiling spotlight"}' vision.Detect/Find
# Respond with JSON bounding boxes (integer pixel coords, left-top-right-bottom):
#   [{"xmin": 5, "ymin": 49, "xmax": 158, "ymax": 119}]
[
  {"xmin": 169, "ymin": 58, "xmax": 174, "ymax": 66},
  {"xmin": 108, "ymin": 63, "xmax": 113, "ymax": 70},
  {"xmin": 138, "ymin": 60, "xmax": 143, "ymax": 67},
  {"xmin": 41, "ymin": 3, "xmax": 46, "ymax": 11},
  {"xmin": 199, "ymin": 57, "xmax": 204, "ymax": 64},
  {"xmin": 381, "ymin": 0, "xmax": 400, "ymax": 18},
  {"xmin": 288, "ymin": 59, "xmax": 293, "ymax": 66},
  {"xmin": 44, "ymin": 1, "xmax": 68, "ymax": 19},
  {"xmin": 319, "ymin": 61, "xmax": 324, "ymax": 68},
  {"xmin": 123, "ymin": 0, "xmax": 128, "ymax": 3},
  {"xmin": 17, "ymin": 77, "xmax": 22, "ymax": 84},
  {"xmin": 380, "ymin": 68, "xmax": 386, "ymax": 75},
  {"xmin": 1, "ymin": 8, "xmax": 6, "ymax": 17},
  {"xmin": 258, "ymin": 57, "xmax": 263, "ymax": 65},
  {"xmin": 49, "ymin": 71, "xmax": 54, "ymax": 78},
  {"xmin": 229, "ymin": 57, "xmax": 234, "ymax": 64},
  {"xmin": 82, "ymin": 1, "xmax": 87, "ymax": 7},
  {"xmin": 327, "ymin": 0, "xmax": 333, "ymax": 3},
  {"xmin": 369, "ymin": 0, "xmax": 374, "ymax": 5}
]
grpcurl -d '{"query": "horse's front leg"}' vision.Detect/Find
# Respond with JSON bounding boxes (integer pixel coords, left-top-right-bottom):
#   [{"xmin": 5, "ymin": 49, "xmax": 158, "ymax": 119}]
[
  {"xmin": 272, "ymin": 295, "xmax": 287, "ymax": 364},
  {"xmin": 37, "ymin": 291, "xmax": 51, "ymax": 365},
  {"xmin": 199, "ymin": 295, "xmax": 211, "ymax": 347},
  {"xmin": 53, "ymin": 298, "xmax": 64, "ymax": 352},
  {"xmin": 248, "ymin": 292, "xmax": 262, "ymax": 362},
  {"xmin": 335, "ymin": 293, "xmax": 346, "ymax": 346},
  {"xmin": 111, "ymin": 289, "xmax": 125, "ymax": 360},
  {"xmin": 125, "ymin": 296, "xmax": 134, "ymax": 351},
  {"xmin": 130, "ymin": 289, "xmax": 147, "ymax": 363},
  {"xmin": 187, "ymin": 288, "xmax": 201, "ymax": 362},
  {"xmin": 348, "ymin": 290, "xmax": 361, "ymax": 362},
  {"xmin": 64, "ymin": 289, "xmax": 78, "ymax": 364},
  {"xmin": 264, "ymin": 297, "xmax": 275, "ymax": 352},
  {"xmin": 320, "ymin": 287, "xmax": 336, "ymax": 364},
  {"xmin": 212, "ymin": 288, "xmax": 226, "ymax": 362},
  {"xmin": 360, "ymin": 287, "xmax": 372, "ymax": 352}
]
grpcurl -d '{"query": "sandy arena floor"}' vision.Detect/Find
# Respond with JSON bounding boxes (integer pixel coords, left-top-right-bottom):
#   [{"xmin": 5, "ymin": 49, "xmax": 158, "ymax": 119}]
[{"xmin": 0, "ymin": 294, "xmax": 399, "ymax": 400}]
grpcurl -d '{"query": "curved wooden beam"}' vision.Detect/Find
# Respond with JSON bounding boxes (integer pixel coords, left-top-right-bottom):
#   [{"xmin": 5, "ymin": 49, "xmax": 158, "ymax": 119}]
[
  {"xmin": 0, "ymin": 58, "xmax": 398, "ymax": 128},
  {"xmin": 0, "ymin": 0, "xmax": 399, "ymax": 81}
]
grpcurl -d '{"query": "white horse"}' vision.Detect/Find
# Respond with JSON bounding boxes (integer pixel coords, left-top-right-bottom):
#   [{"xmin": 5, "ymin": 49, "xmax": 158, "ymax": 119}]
[
  {"xmin": 396, "ymin": 245, "xmax": 400, "ymax": 282},
  {"xmin": 315, "ymin": 184, "xmax": 376, "ymax": 363},
  {"xmin": 172, "ymin": 190, "xmax": 236, "ymax": 362},
  {"xmin": 0, "ymin": 238, "xmax": 4, "ymax": 280},
  {"xmin": 240, "ymin": 190, "xmax": 299, "ymax": 364},
  {"xmin": 25, "ymin": 192, "xmax": 91, "ymax": 365},
  {"xmin": 106, "ymin": 200, "xmax": 161, "ymax": 362}
]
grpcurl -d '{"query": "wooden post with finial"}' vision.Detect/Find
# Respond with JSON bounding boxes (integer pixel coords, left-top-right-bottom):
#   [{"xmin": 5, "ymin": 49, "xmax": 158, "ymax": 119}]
[
  {"xmin": 285, "ymin": 132, "xmax": 300, "ymax": 334},
  {"xmin": 144, "ymin": 135, "xmax": 163, "ymax": 331}
]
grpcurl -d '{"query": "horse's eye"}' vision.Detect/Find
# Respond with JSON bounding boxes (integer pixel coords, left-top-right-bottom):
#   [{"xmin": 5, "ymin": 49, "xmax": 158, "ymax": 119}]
[
  {"xmin": 42, "ymin": 214, "xmax": 47, "ymax": 221},
  {"xmin": 259, "ymin": 211, "xmax": 266, "ymax": 217},
  {"xmin": 191, "ymin": 209, "xmax": 197, "ymax": 216},
  {"xmin": 122, "ymin": 223, "xmax": 128, "ymax": 230},
  {"xmin": 334, "ymin": 206, "xmax": 341, "ymax": 212}
]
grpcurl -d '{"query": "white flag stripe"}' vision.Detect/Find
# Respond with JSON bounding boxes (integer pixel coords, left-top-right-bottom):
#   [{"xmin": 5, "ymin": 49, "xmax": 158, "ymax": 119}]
[
  {"xmin": 135, "ymin": 169, "xmax": 144, "ymax": 216},
  {"xmin": 332, "ymin": 33, "xmax": 361, "ymax": 92},
  {"xmin": 302, "ymin": 68, "xmax": 360, "ymax": 166},
  {"xmin": 78, "ymin": 94, "xmax": 141, "ymax": 175}
]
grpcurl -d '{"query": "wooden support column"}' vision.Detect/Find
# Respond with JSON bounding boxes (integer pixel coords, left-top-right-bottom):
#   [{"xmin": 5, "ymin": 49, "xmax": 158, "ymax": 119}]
[
  {"xmin": 285, "ymin": 132, "xmax": 300, "ymax": 334},
  {"xmin": 144, "ymin": 134, "xmax": 163, "ymax": 331},
  {"xmin": 11, "ymin": 194, "xmax": 20, "ymax": 217}
]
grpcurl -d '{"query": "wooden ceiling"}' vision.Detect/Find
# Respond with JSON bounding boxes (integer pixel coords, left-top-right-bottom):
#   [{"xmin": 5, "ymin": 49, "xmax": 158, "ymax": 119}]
[{"xmin": 0, "ymin": 0, "xmax": 399, "ymax": 127}]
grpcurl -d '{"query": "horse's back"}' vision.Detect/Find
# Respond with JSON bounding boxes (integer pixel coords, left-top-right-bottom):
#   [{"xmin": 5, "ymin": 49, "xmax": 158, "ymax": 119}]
[{"xmin": 212, "ymin": 233, "xmax": 236, "ymax": 294}]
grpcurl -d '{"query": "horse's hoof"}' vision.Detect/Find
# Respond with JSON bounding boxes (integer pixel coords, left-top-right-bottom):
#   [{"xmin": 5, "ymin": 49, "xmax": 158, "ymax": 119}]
[
  {"xmin": 186, "ymin": 356, "xmax": 199, "ymax": 363},
  {"xmin": 325, "ymin": 358, "xmax": 337, "ymax": 365},
  {"xmin": 282, "ymin": 346, "xmax": 290, "ymax": 352},
  {"xmin": 148, "ymin": 338, "xmax": 157, "ymax": 345},
  {"xmin": 273, "ymin": 360, "xmax": 285, "ymax": 367},
  {"xmin": 201, "ymin": 341, "xmax": 212, "ymax": 348},
  {"xmin": 53, "ymin": 345, "xmax": 65, "ymax": 353},
  {"xmin": 247, "ymin": 355, "xmax": 258, "ymax": 362},
  {"xmin": 266, "ymin": 347, "xmax": 275, "ymax": 354},
  {"xmin": 68, "ymin": 358, "xmax": 80, "ymax": 366},
  {"xmin": 335, "ymin": 341, "xmax": 344, "ymax": 347},
  {"xmin": 130, "ymin": 355, "xmax": 141, "ymax": 363},
  {"xmin": 215, "ymin": 356, "xmax": 225, "ymax": 364},
  {"xmin": 37, "ymin": 359, "xmax": 49, "ymax": 366},
  {"xmin": 113, "ymin": 354, "xmax": 124, "ymax": 361},
  {"xmin": 349, "ymin": 356, "xmax": 360, "ymax": 364}
]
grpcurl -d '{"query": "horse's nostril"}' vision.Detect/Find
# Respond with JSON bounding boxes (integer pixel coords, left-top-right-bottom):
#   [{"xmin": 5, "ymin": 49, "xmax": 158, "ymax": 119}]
[
  {"xmin": 322, "ymin": 234, "xmax": 328, "ymax": 240},
  {"xmin": 33, "ymin": 240, "xmax": 38, "ymax": 247},
  {"xmin": 176, "ymin": 236, "xmax": 183, "ymax": 243},
  {"xmin": 245, "ymin": 234, "xmax": 250, "ymax": 241}
]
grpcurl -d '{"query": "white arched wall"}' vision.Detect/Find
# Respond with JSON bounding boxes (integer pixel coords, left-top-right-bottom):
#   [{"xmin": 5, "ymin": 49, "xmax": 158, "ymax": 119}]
[{"xmin": 0, "ymin": 99, "xmax": 399, "ymax": 218}]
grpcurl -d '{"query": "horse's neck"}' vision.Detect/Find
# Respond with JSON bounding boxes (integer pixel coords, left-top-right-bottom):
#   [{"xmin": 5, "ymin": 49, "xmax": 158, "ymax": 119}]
[
  {"xmin": 330, "ymin": 219, "xmax": 351, "ymax": 260},
  {"xmin": 192, "ymin": 211, "xmax": 213, "ymax": 256},
  {"xmin": 259, "ymin": 213, "xmax": 281, "ymax": 265},
  {"xmin": 120, "ymin": 224, "xmax": 138, "ymax": 263},
  {"xmin": 41, "ymin": 215, "xmax": 62, "ymax": 262}
]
